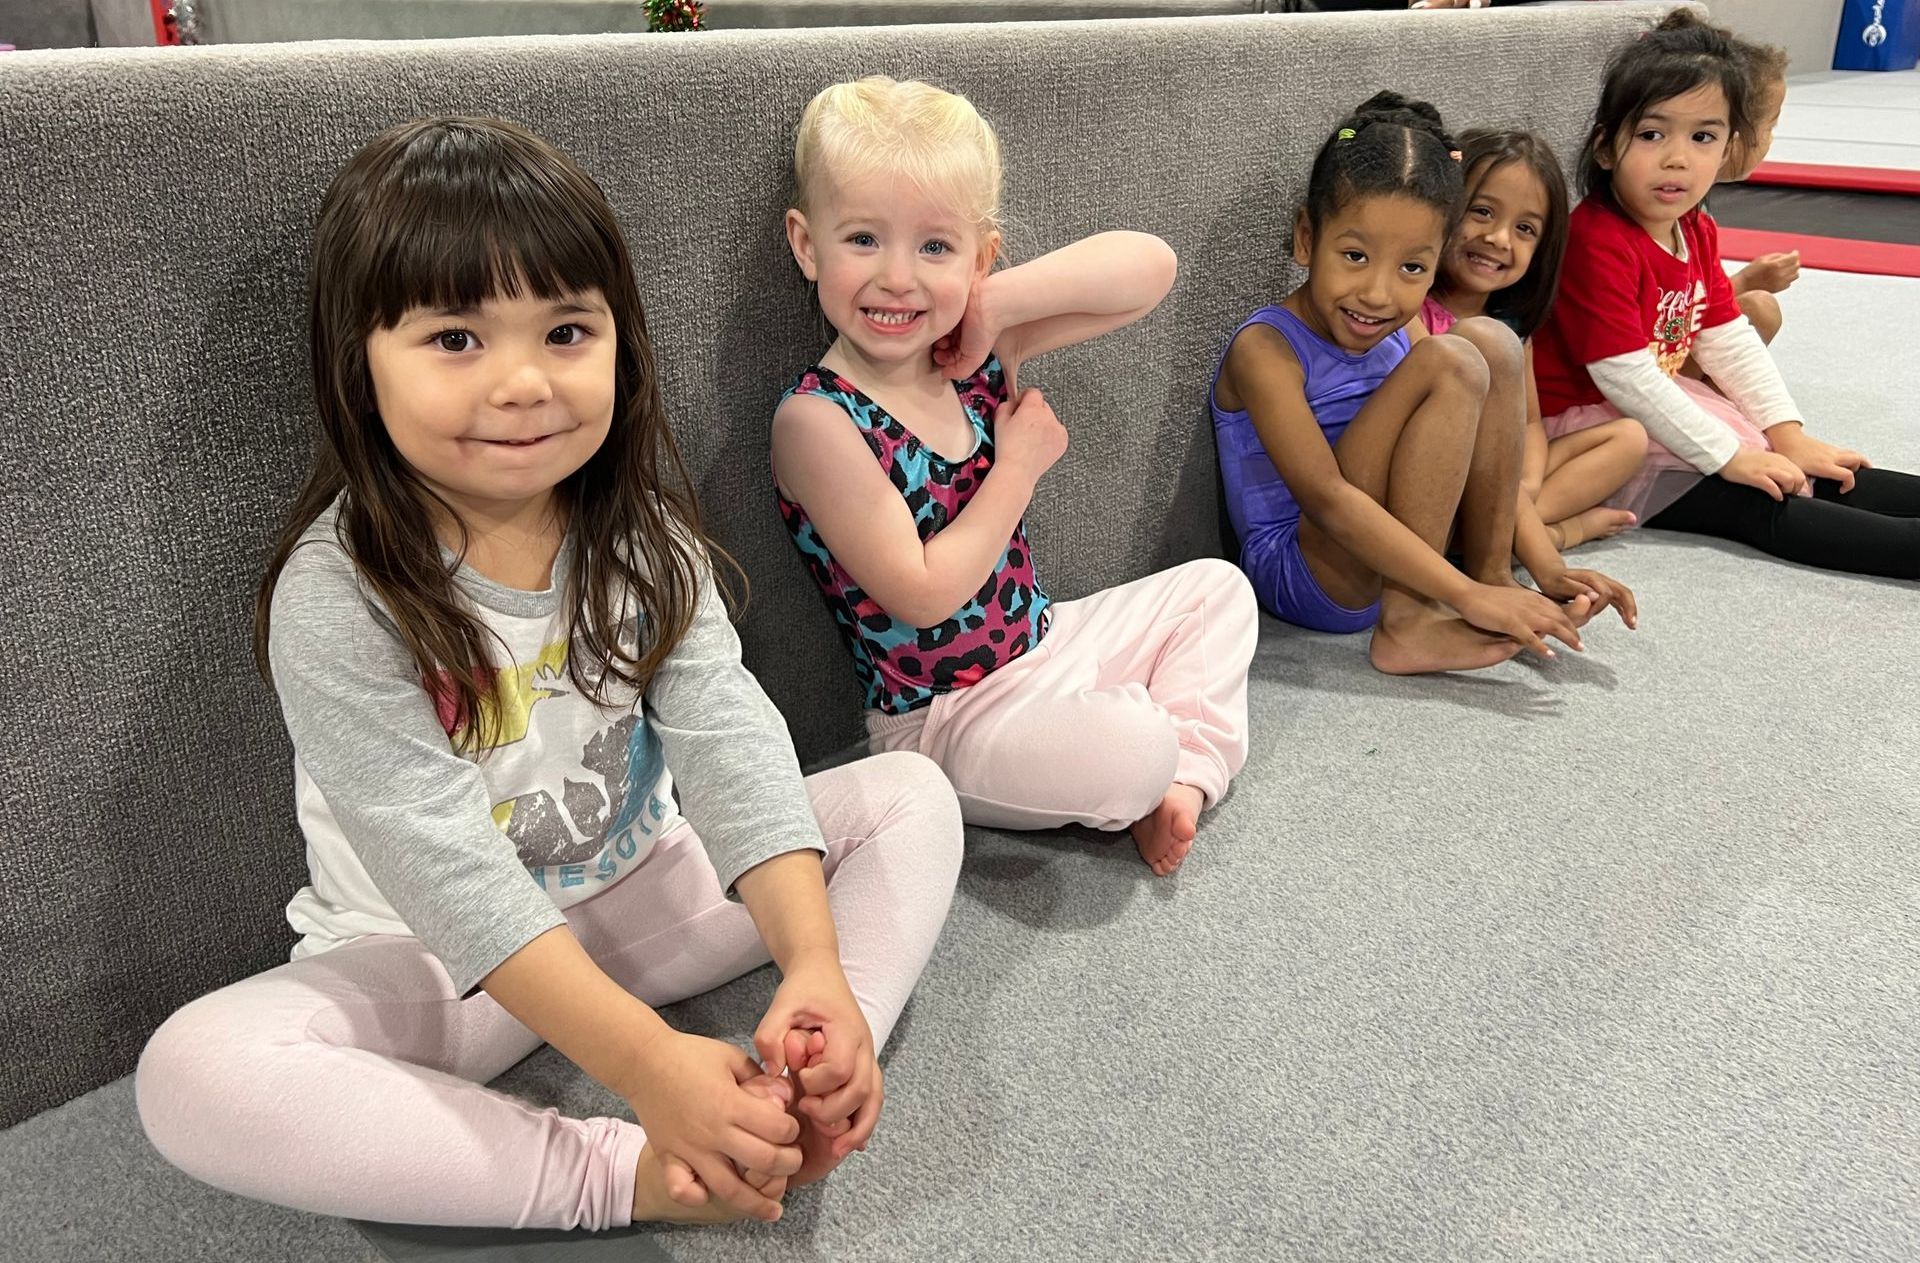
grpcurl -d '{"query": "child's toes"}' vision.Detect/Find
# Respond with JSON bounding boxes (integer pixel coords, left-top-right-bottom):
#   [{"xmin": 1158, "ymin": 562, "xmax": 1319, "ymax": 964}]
[{"xmin": 783, "ymin": 1028, "xmax": 811, "ymax": 1073}]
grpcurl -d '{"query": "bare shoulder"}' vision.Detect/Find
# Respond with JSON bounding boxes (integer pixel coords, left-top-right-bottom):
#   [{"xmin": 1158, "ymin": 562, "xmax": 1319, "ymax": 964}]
[
  {"xmin": 771, "ymin": 389, "xmax": 882, "ymax": 502},
  {"xmin": 1218, "ymin": 320, "xmax": 1304, "ymax": 412},
  {"xmin": 772, "ymin": 388, "xmax": 853, "ymax": 435}
]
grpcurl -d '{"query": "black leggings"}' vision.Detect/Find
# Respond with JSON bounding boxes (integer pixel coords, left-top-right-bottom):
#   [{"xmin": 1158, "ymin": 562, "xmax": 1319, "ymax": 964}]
[{"xmin": 1645, "ymin": 466, "xmax": 1920, "ymax": 581}]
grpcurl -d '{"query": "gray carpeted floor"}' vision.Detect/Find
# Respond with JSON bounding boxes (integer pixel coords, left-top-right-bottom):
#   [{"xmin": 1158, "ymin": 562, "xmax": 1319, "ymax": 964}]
[{"xmin": 3, "ymin": 265, "xmax": 1916, "ymax": 1262}]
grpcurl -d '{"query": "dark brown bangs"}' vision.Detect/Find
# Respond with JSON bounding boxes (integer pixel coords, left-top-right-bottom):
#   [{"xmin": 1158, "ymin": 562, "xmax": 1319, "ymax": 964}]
[
  {"xmin": 356, "ymin": 125, "xmax": 623, "ymax": 331},
  {"xmin": 1582, "ymin": 17, "xmax": 1753, "ymax": 210}
]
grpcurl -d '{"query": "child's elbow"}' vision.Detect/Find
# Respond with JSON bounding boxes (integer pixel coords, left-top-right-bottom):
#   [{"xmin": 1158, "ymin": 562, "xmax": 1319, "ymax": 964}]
[
  {"xmin": 1141, "ymin": 234, "xmax": 1178, "ymax": 301},
  {"xmin": 875, "ymin": 584, "xmax": 955, "ymax": 632},
  {"xmin": 1293, "ymin": 480, "xmax": 1353, "ymax": 532},
  {"xmin": 895, "ymin": 600, "xmax": 950, "ymax": 631}
]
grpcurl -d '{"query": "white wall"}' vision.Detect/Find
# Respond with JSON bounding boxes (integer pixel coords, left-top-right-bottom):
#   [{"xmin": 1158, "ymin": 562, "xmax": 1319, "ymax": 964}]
[{"xmin": 1707, "ymin": 0, "xmax": 1847, "ymax": 74}]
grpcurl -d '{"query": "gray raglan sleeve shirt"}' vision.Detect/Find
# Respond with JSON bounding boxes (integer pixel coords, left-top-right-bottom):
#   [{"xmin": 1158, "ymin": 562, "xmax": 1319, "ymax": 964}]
[
  {"xmin": 644, "ymin": 554, "xmax": 828, "ymax": 897},
  {"xmin": 269, "ymin": 537, "xmax": 825, "ymax": 997},
  {"xmin": 270, "ymin": 541, "xmax": 566, "ymax": 996}
]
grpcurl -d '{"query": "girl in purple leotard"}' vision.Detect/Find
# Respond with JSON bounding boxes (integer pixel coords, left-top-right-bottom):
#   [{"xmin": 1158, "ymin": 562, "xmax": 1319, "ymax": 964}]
[{"xmin": 1211, "ymin": 92, "xmax": 1634, "ymax": 675}]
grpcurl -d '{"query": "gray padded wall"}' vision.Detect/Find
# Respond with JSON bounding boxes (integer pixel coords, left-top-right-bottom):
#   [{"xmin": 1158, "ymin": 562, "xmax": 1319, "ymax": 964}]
[
  {"xmin": 196, "ymin": 0, "xmax": 1266, "ymax": 43},
  {"xmin": 0, "ymin": 4, "xmax": 1677, "ymax": 1126}
]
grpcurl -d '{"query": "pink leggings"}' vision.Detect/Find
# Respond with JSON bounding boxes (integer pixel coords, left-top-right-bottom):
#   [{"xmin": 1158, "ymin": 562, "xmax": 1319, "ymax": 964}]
[
  {"xmin": 868, "ymin": 559, "xmax": 1259, "ymax": 830},
  {"xmin": 135, "ymin": 752, "xmax": 962, "ymax": 1232}
]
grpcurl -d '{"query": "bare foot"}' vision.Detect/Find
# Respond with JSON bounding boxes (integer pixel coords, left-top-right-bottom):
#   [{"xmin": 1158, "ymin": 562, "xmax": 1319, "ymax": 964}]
[
  {"xmin": 775, "ymin": 1028, "xmax": 856, "ymax": 1187},
  {"xmin": 1129, "ymin": 782, "xmax": 1202, "ymax": 876},
  {"xmin": 630, "ymin": 1141, "xmax": 789, "ymax": 1225},
  {"xmin": 1550, "ymin": 507, "xmax": 1635, "ymax": 550},
  {"xmin": 1560, "ymin": 592, "xmax": 1598, "ymax": 629},
  {"xmin": 1369, "ymin": 606, "xmax": 1523, "ymax": 675},
  {"xmin": 632, "ymin": 1073, "xmax": 796, "ymax": 1224}
]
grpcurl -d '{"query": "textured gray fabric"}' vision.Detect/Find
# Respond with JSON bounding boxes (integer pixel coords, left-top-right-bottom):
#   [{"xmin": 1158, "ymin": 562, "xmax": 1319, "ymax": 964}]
[
  {"xmin": 704, "ymin": 0, "xmax": 1265, "ymax": 28},
  {"xmin": 90, "ymin": 0, "xmax": 155, "ymax": 44},
  {"xmin": 2, "ymin": 269, "xmax": 1916, "ymax": 1263},
  {"xmin": 0, "ymin": 0, "xmax": 93, "ymax": 48},
  {"xmin": 358, "ymin": 1220, "xmax": 681, "ymax": 1260},
  {"xmin": 196, "ymin": 0, "xmax": 1265, "ymax": 43},
  {"xmin": 0, "ymin": 4, "xmax": 1677, "ymax": 1124}
]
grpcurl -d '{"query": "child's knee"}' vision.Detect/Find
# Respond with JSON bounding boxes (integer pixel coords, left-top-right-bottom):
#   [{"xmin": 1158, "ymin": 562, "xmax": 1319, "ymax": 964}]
[
  {"xmin": 864, "ymin": 749, "xmax": 963, "ymax": 860},
  {"xmin": 1092, "ymin": 704, "xmax": 1181, "ymax": 820},
  {"xmin": 1407, "ymin": 333, "xmax": 1490, "ymax": 400},
  {"xmin": 136, "ymin": 992, "xmax": 253, "ymax": 1175},
  {"xmin": 1450, "ymin": 315, "xmax": 1524, "ymax": 379},
  {"xmin": 1610, "ymin": 417, "xmax": 1649, "ymax": 458},
  {"xmin": 1187, "ymin": 557, "xmax": 1259, "ymax": 619},
  {"xmin": 1204, "ymin": 561, "xmax": 1262, "ymax": 658},
  {"xmin": 1739, "ymin": 289, "xmax": 1783, "ymax": 342}
]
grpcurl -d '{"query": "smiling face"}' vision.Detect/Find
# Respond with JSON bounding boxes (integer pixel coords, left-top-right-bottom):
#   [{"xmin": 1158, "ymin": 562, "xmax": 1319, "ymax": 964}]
[
  {"xmin": 1445, "ymin": 159, "xmax": 1550, "ymax": 300},
  {"xmin": 1292, "ymin": 192, "xmax": 1449, "ymax": 352},
  {"xmin": 1598, "ymin": 81, "xmax": 1732, "ymax": 242},
  {"xmin": 364, "ymin": 288, "xmax": 615, "ymax": 527},
  {"xmin": 786, "ymin": 168, "xmax": 996, "ymax": 374}
]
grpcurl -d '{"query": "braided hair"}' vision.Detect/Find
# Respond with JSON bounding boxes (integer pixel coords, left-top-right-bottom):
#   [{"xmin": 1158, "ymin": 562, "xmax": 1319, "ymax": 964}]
[{"xmin": 1303, "ymin": 91, "xmax": 1465, "ymax": 238}]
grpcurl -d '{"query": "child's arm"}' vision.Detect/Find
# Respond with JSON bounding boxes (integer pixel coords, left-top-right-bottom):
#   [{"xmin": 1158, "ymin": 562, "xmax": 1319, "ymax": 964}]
[
  {"xmin": 480, "ymin": 929, "xmax": 796, "ymax": 1219},
  {"xmin": 645, "ymin": 551, "xmax": 882, "ymax": 1156},
  {"xmin": 1512, "ymin": 493, "xmax": 1638, "ymax": 629},
  {"xmin": 1732, "ymin": 250, "xmax": 1800, "ymax": 296},
  {"xmin": 269, "ymin": 546, "xmax": 796, "ymax": 1220},
  {"xmin": 933, "ymin": 231, "xmax": 1177, "ymax": 386},
  {"xmin": 1521, "ymin": 342, "xmax": 1548, "ymax": 500},
  {"xmin": 734, "ymin": 853, "xmax": 881, "ymax": 1159},
  {"xmin": 773, "ymin": 385, "xmax": 1065, "ymax": 627},
  {"xmin": 1690, "ymin": 318, "xmax": 1868, "ymax": 489},
  {"xmin": 1586, "ymin": 346, "xmax": 1808, "ymax": 499}
]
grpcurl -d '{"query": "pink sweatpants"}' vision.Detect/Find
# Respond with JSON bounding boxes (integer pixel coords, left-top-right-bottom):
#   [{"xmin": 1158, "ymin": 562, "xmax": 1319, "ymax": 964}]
[
  {"xmin": 867, "ymin": 559, "xmax": 1259, "ymax": 831},
  {"xmin": 135, "ymin": 752, "xmax": 962, "ymax": 1232}
]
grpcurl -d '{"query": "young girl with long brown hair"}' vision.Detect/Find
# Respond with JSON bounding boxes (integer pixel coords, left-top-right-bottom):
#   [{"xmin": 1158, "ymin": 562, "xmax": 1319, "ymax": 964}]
[
  {"xmin": 1424, "ymin": 128, "xmax": 1645, "ymax": 579},
  {"xmin": 135, "ymin": 116, "xmax": 961, "ymax": 1232}
]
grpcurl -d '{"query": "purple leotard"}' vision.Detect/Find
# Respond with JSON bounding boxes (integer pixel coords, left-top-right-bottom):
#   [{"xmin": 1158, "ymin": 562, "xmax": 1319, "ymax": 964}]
[{"xmin": 1210, "ymin": 305, "xmax": 1410, "ymax": 634}]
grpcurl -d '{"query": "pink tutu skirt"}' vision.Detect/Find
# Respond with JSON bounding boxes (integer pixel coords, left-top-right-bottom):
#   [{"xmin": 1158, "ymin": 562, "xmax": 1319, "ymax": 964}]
[{"xmin": 1542, "ymin": 374, "xmax": 1794, "ymax": 523}]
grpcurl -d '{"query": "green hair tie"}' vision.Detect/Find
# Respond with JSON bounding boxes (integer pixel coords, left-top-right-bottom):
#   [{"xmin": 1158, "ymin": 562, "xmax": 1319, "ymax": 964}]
[{"xmin": 1337, "ymin": 127, "xmax": 1357, "ymax": 141}]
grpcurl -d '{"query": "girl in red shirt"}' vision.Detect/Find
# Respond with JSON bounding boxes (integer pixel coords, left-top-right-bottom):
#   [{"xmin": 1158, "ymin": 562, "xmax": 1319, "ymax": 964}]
[{"xmin": 1533, "ymin": 12, "xmax": 1920, "ymax": 580}]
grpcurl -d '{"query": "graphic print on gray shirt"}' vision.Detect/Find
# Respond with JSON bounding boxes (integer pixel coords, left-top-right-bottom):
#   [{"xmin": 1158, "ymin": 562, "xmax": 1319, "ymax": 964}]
[{"xmin": 269, "ymin": 504, "xmax": 827, "ymax": 995}]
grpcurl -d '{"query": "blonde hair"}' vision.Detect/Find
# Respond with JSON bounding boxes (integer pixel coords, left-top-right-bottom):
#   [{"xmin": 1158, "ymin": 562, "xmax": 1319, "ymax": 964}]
[{"xmin": 792, "ymin": 76, "xmax": 1003, "ymax": 237}]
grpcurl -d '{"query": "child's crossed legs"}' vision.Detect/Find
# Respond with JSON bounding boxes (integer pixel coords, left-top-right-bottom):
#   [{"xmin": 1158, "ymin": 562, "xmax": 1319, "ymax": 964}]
[
  {"xmin": 1535, "ymin": 417, "xmax": 1648, "ymax": 550},
  {"xmin": 1297, "ymin": 318, "xmax": 1578, "ymax": 673},
  {"xmin": 135, "ymin": 753, "xmax": 960, "ymax": 1232},
  {"xmin": 868, "ymin": 559, "xmax": 1258, "ymax": 875}
]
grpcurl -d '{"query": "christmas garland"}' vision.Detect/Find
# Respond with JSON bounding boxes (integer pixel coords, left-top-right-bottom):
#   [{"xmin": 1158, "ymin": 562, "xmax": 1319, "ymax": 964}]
[{"xmin": 646, "ymin": 0, "xmax": 705, "ymax": 32}]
